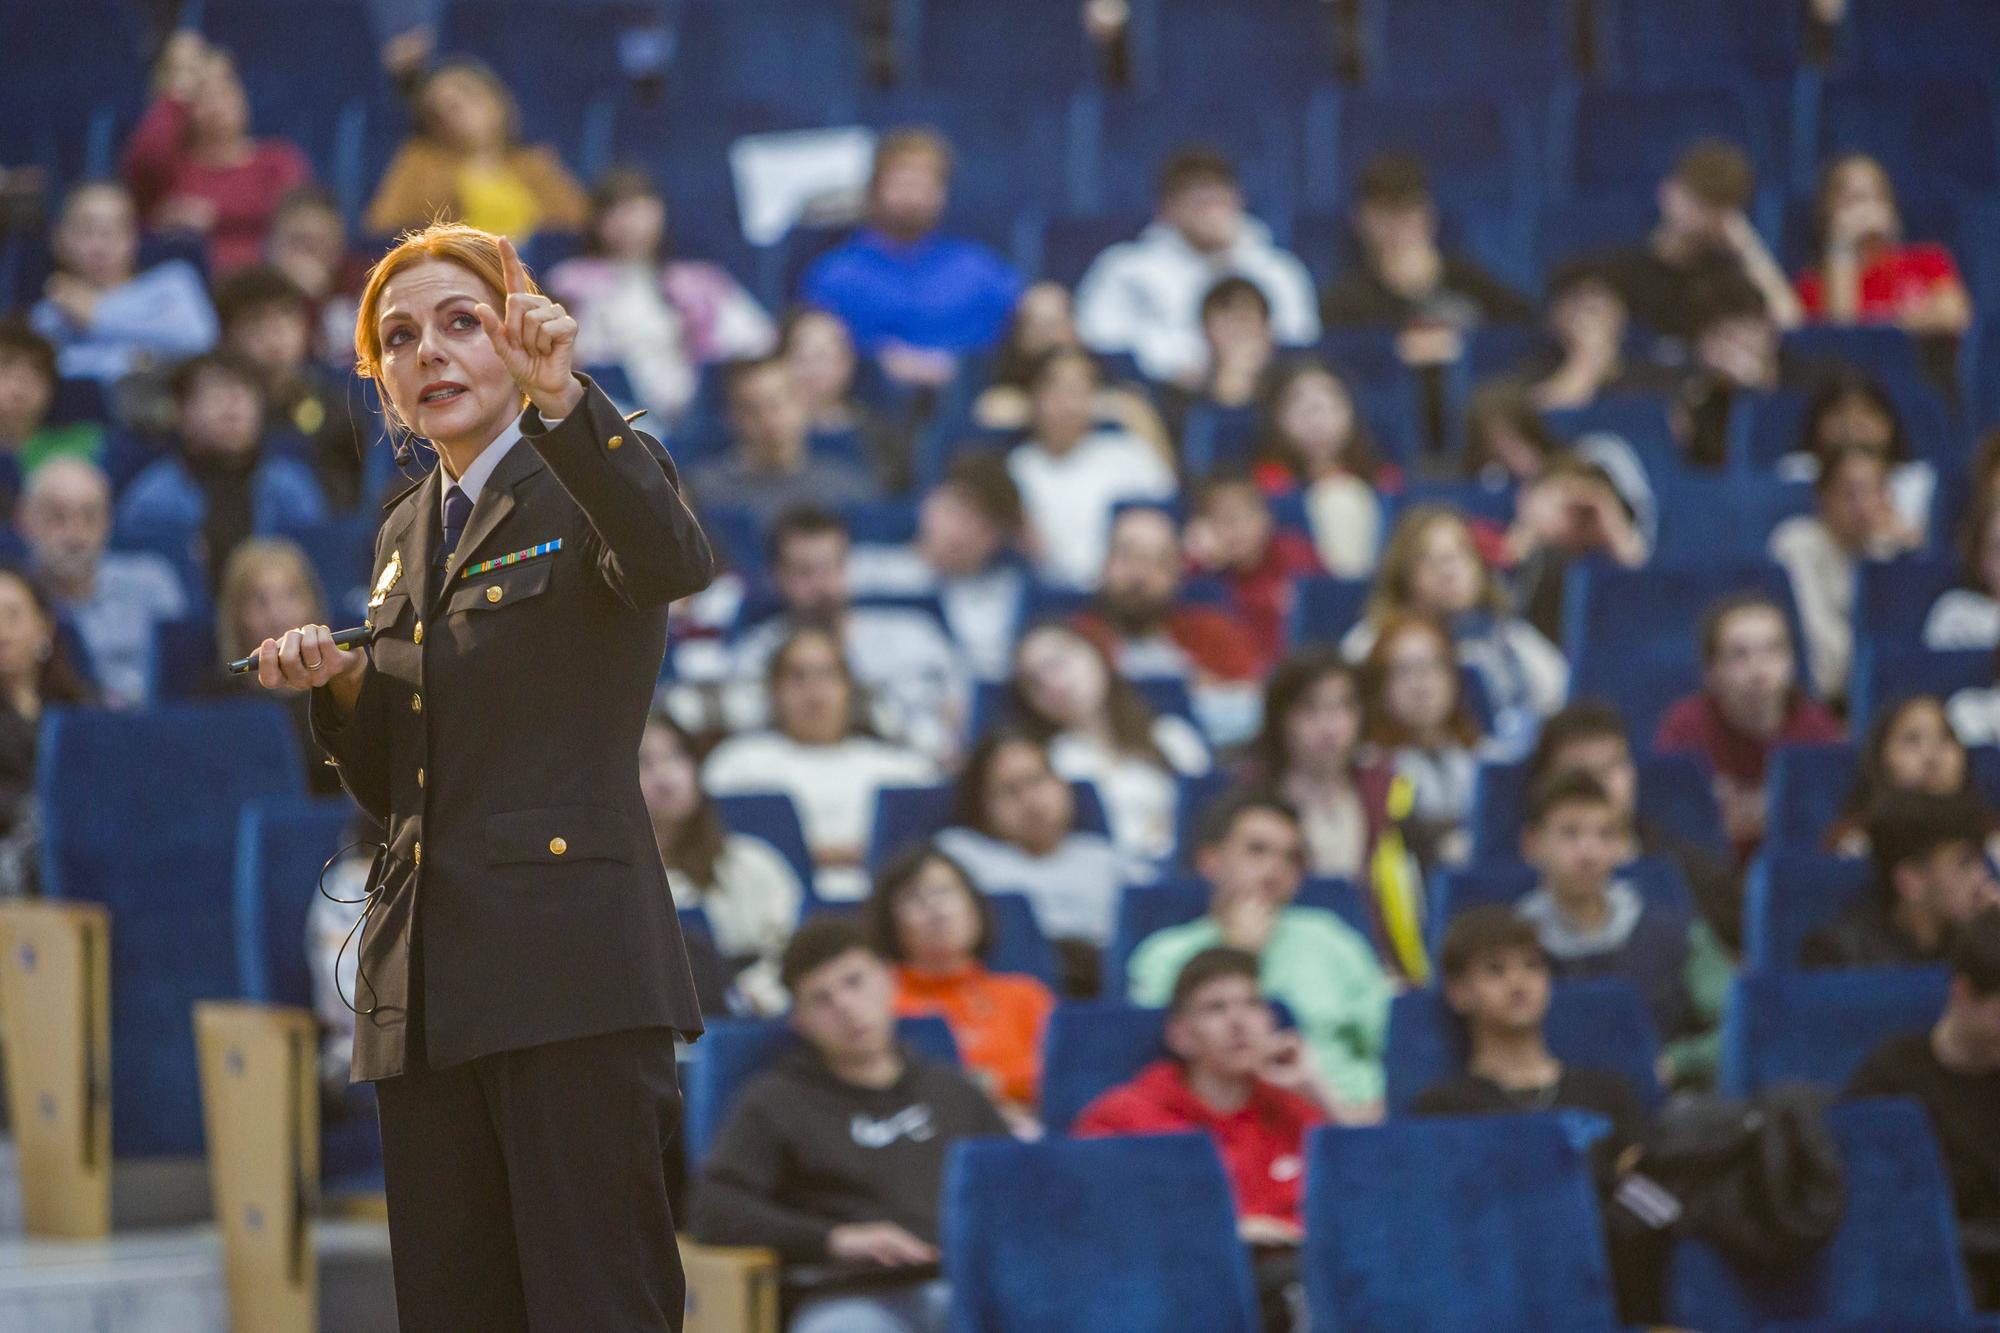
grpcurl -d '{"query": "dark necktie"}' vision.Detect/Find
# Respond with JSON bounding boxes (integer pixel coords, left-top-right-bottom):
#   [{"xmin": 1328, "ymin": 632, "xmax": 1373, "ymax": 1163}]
[{"xmin": 439, "ymin": 484, "xmax": 473, "ymax": 583}]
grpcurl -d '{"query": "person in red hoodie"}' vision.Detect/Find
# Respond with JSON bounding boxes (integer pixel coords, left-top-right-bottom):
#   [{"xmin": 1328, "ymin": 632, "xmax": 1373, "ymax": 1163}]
[
  {"xmin": 1072, "ymin": 503, "xmax": 1264, "ymax": 684},
  {"xmin": 1074, "ymin": 946, "xmax": 1360, "ymax": 1331},
  {"xmin": 1653, "ymin": 591, "xmax": 1843, "ymax": 859},
  {"xmin": 123, "ymin": 32, "xmax": 311, "ymax": 274},
  {"xmin": 1186, "ymin": 472, "xmax": 1322, "ymax": 670}
]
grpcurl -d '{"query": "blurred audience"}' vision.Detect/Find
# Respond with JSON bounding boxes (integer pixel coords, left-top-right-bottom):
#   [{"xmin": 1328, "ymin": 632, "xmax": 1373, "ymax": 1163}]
[
  {"xmin": 0, "ymin": 320, "xmax": 104, "ymax": 498},
  {"xmin": 688, "ymin": 356, "xmax": 879, "ymax": 528},
  {"xmin": 1185, "ymin": 474, "xmax": 1321, "ymax": 670},
  {"xmin": 1827, "ymin": 696, "xmax": 1987, "ymax": 857},
  {"xmin": 1255, "ymin": 363, "xmax": 1386, "ymax": 578},
  {"xmin": 1074, "ymin": 504, "xmax": 1263, "ymax": 686},
  {"xmin": 1926, "ymin": 490, "xmax": 2000, "ymax": 650},
  {"xmin": 1803, "ymin": 790, "xmax": 1999, "ymax": 968},
  {"xmin": 972, "ymin": 282, "xmax": 1167, "ymax": 450},
  {"xmin": 0, "ymin": 568, "xmax": 95, "ymax": 892},
  {"xmin": 1796, "ymin": 153, "xmax": 1971, "ymax": 339},
  {"xmin": 1358, "ymin": 612, "xmax": 1486, "ymax": 867},
  {"xmin": 207, "ymin": 537, "xmax": 340, "ymax": 793}
]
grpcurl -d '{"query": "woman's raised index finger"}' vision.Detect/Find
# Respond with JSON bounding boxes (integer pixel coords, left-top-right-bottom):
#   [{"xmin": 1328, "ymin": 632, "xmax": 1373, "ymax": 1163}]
[{"xmin": 498, "ymin": 235, "xmax": 528, "ymax": 295}]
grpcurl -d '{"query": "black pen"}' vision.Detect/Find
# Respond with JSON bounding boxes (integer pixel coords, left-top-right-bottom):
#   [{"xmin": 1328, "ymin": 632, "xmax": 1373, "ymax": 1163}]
[{"xmin": 227, "ymin": 625, "xmax": 378, "ymax": 675}]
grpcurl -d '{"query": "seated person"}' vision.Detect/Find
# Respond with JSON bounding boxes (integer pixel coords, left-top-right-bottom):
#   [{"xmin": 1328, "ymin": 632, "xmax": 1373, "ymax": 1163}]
[
  {"xmin": 801, "ymin": 128, "xmax": 1022, "ymax": 387},
  {"xmin": 703, "ymin": 623, "xmax": 938, "ymax": 901},
  {"xmin": 1157, "ymin": 276, "xmax": 1279, "ymax": 441},
  {"xmin": 1796, "ymin": 152, "xmax": 1972, "ymax": 341},
  {"xmin": 1358, "ymin": 613, "xmax": 1490, "ymax": 868},
  {"xmin": 642, "ymin": 710, "xmax": 803, "ymax": 1016},
  {"xmin": 1008, "ymin": 621, "xmax": 1211, "ymax": 862},
  {"xmin": 1782, "ymin": 369, "xmax": 1935, "ymax": 539},
  {"xmin": 1077, "ymin": 946, "xmax": 1353, "ymax": 1332},
  {"xmin": 778, "ymin": 307, "xmax": 913, "ymax": 493},
  {"xmin": 207, "ymin": 538, "xmax": 342, "ymax": 794},
  {"xmin": 1007, "ymin": 347, "xmax": 1176, "ymax": 590},
  {"xmin": 0, "ymin": 568, "xmax": 95, "ymax": 882},
  {"xmin": 1320, "ymin": 153, "xmax": 1531, "ymax": 352},
  {"xmin": 31, "ymin": 180, "xmax": 217, "ymax": 383},
  {"xmin": 845, "ymin": 453, "xmax": 1029, "ymax": 682},
  {"xmin": 262, "ymin": 184, "xmax": 370, "ymax": 360},
  {"xmin": 1515, "ymin": 771, "xmax": 1695, "ymax": 1042},
  {"xmin": 1654, "ymin": 592, "xmax": 1844, "ymax": 859},
  {"xmin": 1463, "ymin": 382, "xmax": 1564, "ymax": 486},
  {"xmin": 690, "ymin": 918, "xmax": 1007, "ymax": 1333},
  {"xmin": 1073, "ymin": 504, "xmax": 1264, "ymax": 686},
  {"xmin": 867, "ymin": 845, "xmax": 1057, "ymax": 1116},
  {"xmin": 1804, "ymin": 790, "xmax": 2000, "ymax": 968},
  {"xmin": 1524, "ymin": 262, "xmax": 1677, "ymax": 413},
  {"xmin": 1504, "ymin": 452, "xmax": 1650, "ymax": 644},
  {"xmin": 731, "ymin": 507, "xmax": 969, "ymax": 764},
  {"xmin": 118, "ymin": 350, "xmax": 328, "ymax": 588},
  {"xmin": 1253, "ymin": 362, "xmax": 1387, "ymax": 579},
  {"xmin": 936, "ymin": 729, "xmax": 1135, "ymax": 994},
  {"xmin": 1127, "ymin": 791, "xmax": 1389, "ymax": 1112},
  {"xmin": 688, "ymin": 355, "xmax": 879, "ymax": 529},
  {"xmin": 1185, "ymin": 474, "xmax": 1322, "ymax": 673},
  {"xmin": 1592, "ymin": 139, "xmax": 1800, "ymax": 346},
  {"xmin": 18, "ymin": 457, "xmax": 187, "ymax": 709},
  {"xmin": 0, "ymin": 319, "xmax": 105, "ymax": 499},
  {"xmin": 1847, "ymin": 907, "xmax": 2000, "ymax": 1308},
  {"xmin": 1826, "ymin": 696, "xmax": 1989, "ymax": 855},
  {"xmin": 1675, "ymin": 272, "xmax": 1807, "ymax": 467},
  {"xmin": 1770, "ymin": 442, "xmax": 1920, "ymax": 704},
  {"xmin": 1925, "ymin": 488, "xmax": 2000, "ymax": 651},
  {"xmin": 214, "ymin": 265, "xmax": 367, "ymax": 510},
  {"xmin": 974, "ymin": 280, "xmax": 1171, "ymax": 452},
  {"xmin": 1076, "ymin": 147, "xmax": 1319, "ymax": 385},
  {"xmin": 1412, "ymin": 906, "xmax": 1646, "ymax": 1149}
]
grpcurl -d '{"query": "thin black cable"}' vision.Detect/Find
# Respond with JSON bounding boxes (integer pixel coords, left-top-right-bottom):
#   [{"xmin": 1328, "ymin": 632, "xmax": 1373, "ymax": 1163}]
[{"xmin": 318, "ymin": 838, "xmax": 390, "ymax": 1016}]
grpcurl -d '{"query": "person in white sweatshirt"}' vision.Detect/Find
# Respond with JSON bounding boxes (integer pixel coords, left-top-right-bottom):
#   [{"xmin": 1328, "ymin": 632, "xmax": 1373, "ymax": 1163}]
[{"xmin": 1074, "ymin": 146, "xmax": 1319, "ymax": 385}]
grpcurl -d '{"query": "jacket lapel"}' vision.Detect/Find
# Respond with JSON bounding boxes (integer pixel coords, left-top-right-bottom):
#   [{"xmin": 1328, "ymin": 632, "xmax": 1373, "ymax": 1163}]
[
  {"xmin": 393, "ymin": 467, "xmax": 442, "ymax": 615},
  {"xmin": 443, "ymin": 440, "xmax": 548, "ymax": 588}
]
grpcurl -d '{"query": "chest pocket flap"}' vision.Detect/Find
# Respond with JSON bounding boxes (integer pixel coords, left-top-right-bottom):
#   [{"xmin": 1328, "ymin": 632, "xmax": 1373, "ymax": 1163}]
[
  {"xmin": 487, "ymin": 805, "xmax": 633, "ymax": 867},
  {"xmin": 370, "ymin": 590, "xmax": 413, "ymax": 632},
  {"xmin": 445, "ymin": 559, "xmax": 554, "ymax": 616}
]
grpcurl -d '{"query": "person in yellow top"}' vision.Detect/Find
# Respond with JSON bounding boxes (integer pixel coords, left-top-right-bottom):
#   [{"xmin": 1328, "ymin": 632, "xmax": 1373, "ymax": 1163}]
[
  {"xmin": 365, "ymin": 58, "xmax": 587, "ymax": 244},
  {"xmin": 868, "ymin": 843, "xmax": 1056, "ymax": 1117}
]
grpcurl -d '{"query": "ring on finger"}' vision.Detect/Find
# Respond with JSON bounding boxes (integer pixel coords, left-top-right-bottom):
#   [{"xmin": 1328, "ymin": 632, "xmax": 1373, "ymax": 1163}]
[{"xmin": 303, "ymin": 655, "xmax": 323, "ymax": 670}]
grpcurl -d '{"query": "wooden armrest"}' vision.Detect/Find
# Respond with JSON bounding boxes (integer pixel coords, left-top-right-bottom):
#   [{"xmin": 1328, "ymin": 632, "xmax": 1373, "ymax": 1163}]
[{"xmin": 680, "ymin": 1238, "xmax": 780, "ymax": 1333}]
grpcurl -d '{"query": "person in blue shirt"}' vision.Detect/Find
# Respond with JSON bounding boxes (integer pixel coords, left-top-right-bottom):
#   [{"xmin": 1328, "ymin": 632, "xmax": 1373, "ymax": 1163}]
[{"xmin": 801, "ymin": 129, "xmax": 1023, "ymax": 388}]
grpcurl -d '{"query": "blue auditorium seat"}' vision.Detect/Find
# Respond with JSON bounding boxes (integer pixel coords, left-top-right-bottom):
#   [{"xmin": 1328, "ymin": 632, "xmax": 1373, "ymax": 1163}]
[
  {"xmin": 1071, "ymin": 91, "xmax": 1300, "ymax": 218},
  {"xmin": 681, "ymin": 1014, "xmax": 959, "ymax": 1166},
  {"xmin": 857, "ymin": 88, "xmax": 1069, "ymax": 248},
  {"xmin": 1838, "ymin": 0, "xmax": 2000, "ymax": 78},
  {"xmin": 1808, "ymin": 75, "xmax": 2000, "ymax": 198},
  {"xmin": 40, "ymin": 701, "xmax": 304, "ymax": 1158},
  {"xmin": 712, "ymin": 793, "xmax": 819, "ymax": 902},
  {"xmin": 293, "ymin": 513, "xmax": 381, "ymax": 623},
  {"xmin": 1104, "ymin": 876, "xmax": 1372, "ymax": 1000},
  {"xmin": 146, "ymin": 617, "xmax": 219, "ymax": 703},
  {"xmin": 233, "ymin": 796, "xmax": 383, "ymax": 1191},
  {"xmin": 0, "ymin": 0, "xmax": 148, "ymax": 181},
  {"xmin": 1541, "ymin": 394, "xmax": 1682, "ymax": 472},
  {"xmin": 1287, "ymin": 575, "xmax": 1374, "ymax": 648},
  {"xmin": 904, "ymin": 0, "xmax": 1105, "ymax": 94},
  {"xmin": 1302, "ymin": 1113, "xmax": 1623, "ymax": 1332},
  {"xmin": 1321, "ymin": 88, "xmax": 1537, "ymax": 214},
  {"xmin": 1657, "ymin": 474, "xmax": 1817, "ymax": 567},
  {"xmin": 980, "ymin": 893, "xmax": 1059, "ymax": 986},
  {"xmin": 1598, "ymin": 0, "xmax": 1805, "ymax": 84},
  {"xmin": 1847, "ymin": 646, "xmax": 1990, "ymax": 732},
  {"xmin": 201, "ymin": 0, "xmax": 378, "ymax": 171},
  {"xmin": 1718, "ymin": 967, "xmax": 1950, "ymax": 1096},
  {"xmin": 1427, "ymin": 856, "xmax": 1693, "ymax": 956},
  {"xmin": 1730, "ymin": 377, "xmax": 1954, "ymax": 472},
  {"xmin": 1766, "ymin": 1322, "xmax": 2000, "ymax": 1333},
  {"xmin": 1037, "ymin": 213, "xmax": 1152, "ymax": 287},
  {"xmin": 1467, "ymin": 751, "xmax": 1726, "ymax": 865},
  {"xmin": 1855, "ymin": 556, "xmax": 1961, "ymax": 657},
  {"xmin": 1366, "ymin": 0, "xmax": 1574, "ymax": 96},
  {"xmin": 1384, "ymin": 977, "xmax": 1664, "ymax": 1114},
  {"xmin": 1554, "ymin": 82, "xmax": 1772, "ymax": 201},
  {"xmin": 943, "ymin": 1134, "xmax": 1261, "ymax": 1333},
  {"xmin": 670, "ymin": 0, "xmax": 865, "ymax": 115},
  {"xmin": 1132, "ymin": 0, "xmax": 1341, "ymax": 99},
  {"xmin": 867, "ymin": 780, "xmax": 1109, "ymax": 873},
  {"xmin": 1764, "ymin": 742, "xmax": 1859, "ymax": 850},
  {"xmin": 1168, "ymin": 768, "xmax": 1237, "ymax": 866},
  {"xmin": 1562, "ymin": 561, "xmax": 1802, "ymax": 745},
  {"xmin": 1667, "ymin": 1099, "xmax": 1976, "ymax": 1329},
  {"xmin": 1534, "ymin": 188, "xmax": 1663, "ymax": 285},
  {"xmin": 1038, "ymin": 1001, "xmax": 1168, "ymax": 1133},
  {"xmin": 1740, "ymin": 848, "xmax": 1873, "ymax": 972}
]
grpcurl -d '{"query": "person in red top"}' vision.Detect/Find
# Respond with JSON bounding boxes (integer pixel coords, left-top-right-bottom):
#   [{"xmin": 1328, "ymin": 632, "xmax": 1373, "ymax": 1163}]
[
  {"xmin": 1075, "ymin": 946, "xmax": 1352, "ymax": 1331},
  {"xmin": 1795, "ymin": 154, "xmax": 1973, "ymax": 339},
  {"xmin": 1186, "ymin": 473, "xmax": 1323, "ymax": 670},
  {"xmin": 123, "ymin": 32, "xmax": 311, "ymax": 276},
  {"xmin": 1654, "ymin": 592, "xmax": 1844, "ymax": 859},
  {"xmin": 868, "ymin": 844, "xmax": 1056, "ymax": 1122},
  {"xmin": 1072, "ymin": 503, "xmax": 1264, "ymax": 684}
]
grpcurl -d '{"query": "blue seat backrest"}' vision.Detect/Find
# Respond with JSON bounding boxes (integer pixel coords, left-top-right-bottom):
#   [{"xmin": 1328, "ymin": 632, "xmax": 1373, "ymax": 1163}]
[
  {"xmin": 982, "ymin": 893, "xmax": 1058, "ymax": 988},
  {"xmin": 1385, "ymin": 978, "xmax": 1664, "ymax": 1115},
  {"xmin": 671, "ymin": 0, "xmax": 865, "ymax": 115},
  {"xmin": 1855, "ymin": 556, "xmax": 1961, "ymax": 650},
  {"xmin": 867, "ymin": 782, "xmax": 1111, "ymax": 874},
  {"xmin": 1560, "ymin": 83, "xmax": 1769, "ymax": 198},
  {"xmin": 147, "ymin": 617, "xmax": 219, "ymax": 703},
  {"xmin": 1106, "ymin": 877, "xmax": 1372, "ymax": 1000},
  {"xmin": 39, "ymin": 701, "xmax": 303, "ymax": 1157},
  {"xmin": 1600, "ymin": 0, "xmax": 1804, "ymax": 84},
  {"xmin": 1741, "ymin": 850, "xmax": 1875, "ymax": 972},
  {"xmin": 1303, "ymin": 1113, "xmax": 1622, "ymax": 1333},
  {"xmin": 906, "ymin": 0, "xmax": 1103, "ymax": 94},
  {"xmin": 1817, "ymin": 74, "xmax": 1999, "ymax": 196},
  {"xmin": 1040, "ymin": 1001, "xmax": 1170, "ymax": 1134},
  {"xmin": 711, "ymin": 793, "xmax": 819, "ymax": 902},
  {"xmin": 1367, "ymin": 0, "xmax": 1573, "ymax": 96},
  {"xmin": 681, "ymin": 1014, "xmax": 959, "ymax": 1167},
  {"xmin": 1652, "ymin": 474, "xmax": 1816, "ymax": 569},
  {"xmin": 1840, "ymin": 0, "xmax": 2000, "ymax": 77},
  {"xmin": 1667, "ymin": 1099, "xmax": 1972, "ymax": 1330},
  {"xmin": 1764, "ymin": 742, "xmax": 1861, "ymax": 850},
  {"xmin": 1429, "ymin": 856, "xmax": 1693, "ymax": 956},
  {"xmin": 1849, "ymin": 647, "xmax": 1990, "ymax": 732},
  {"xmin": 1289, "ymin": 575, "xmax": 1374, "ymax": 649},
  {"xmin": 1469, "ymin": 752, "xmax": 1726, "ymax": 864},
  {"xmin": 233, "ymin": 797, "xmax": 356, "ymax": 1007},
  {"xmin": 1133, "ymin": 0, "xmax": 1341, "ymax": 98},
  {"xmin": 943, "ymin": 1134, "xmax": 1261, "ymax": 1333},
  {"xmin": 1718, "ymin": 967, "xmax": 1951, "ymax": 1096}
]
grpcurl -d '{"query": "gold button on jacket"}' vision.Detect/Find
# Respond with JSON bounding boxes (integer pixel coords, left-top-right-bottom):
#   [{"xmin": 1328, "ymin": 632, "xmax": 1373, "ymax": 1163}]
[
  {"xmin": 548, "ymin": 836, "xmax": 568, "ymax": 856},
  {"xmin": 486, "ymin": 585, "xmax": 503, "ymax": 603}
]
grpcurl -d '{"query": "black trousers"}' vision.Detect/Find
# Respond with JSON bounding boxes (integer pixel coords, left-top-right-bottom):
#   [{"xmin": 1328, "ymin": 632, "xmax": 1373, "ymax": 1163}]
[{"xmin": 374, "ymin": 1025, "xmax": 686, "ymax": 1332}]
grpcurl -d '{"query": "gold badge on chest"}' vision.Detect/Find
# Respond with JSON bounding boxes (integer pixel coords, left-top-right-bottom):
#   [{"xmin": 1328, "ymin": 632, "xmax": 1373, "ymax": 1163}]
[{"xmin": 366, "ymin": 550, "xmax": 404, "ymax": 627}]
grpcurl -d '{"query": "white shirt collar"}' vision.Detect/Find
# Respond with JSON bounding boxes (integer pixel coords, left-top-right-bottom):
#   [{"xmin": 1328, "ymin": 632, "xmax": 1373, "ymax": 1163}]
[{"xmin": 440, "ymin": 411, "xmax": 526, "ymax": 518}]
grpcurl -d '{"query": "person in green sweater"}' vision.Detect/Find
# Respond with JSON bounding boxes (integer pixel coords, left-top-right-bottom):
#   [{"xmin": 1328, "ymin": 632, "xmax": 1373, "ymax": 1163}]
[
  {"xmin": 1128, "ymin": 788, "xmax": 1391, "ymax": 1115},
  {"xmin": 0, "ymin": 320, "xmax": 104, "ymax": 493}
]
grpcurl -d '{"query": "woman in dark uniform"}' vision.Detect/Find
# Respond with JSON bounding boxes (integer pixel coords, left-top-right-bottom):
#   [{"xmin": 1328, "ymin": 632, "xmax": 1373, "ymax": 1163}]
[{"xmin": 251, "ymin": 222, "xmax": 714, "ymax": 1331}]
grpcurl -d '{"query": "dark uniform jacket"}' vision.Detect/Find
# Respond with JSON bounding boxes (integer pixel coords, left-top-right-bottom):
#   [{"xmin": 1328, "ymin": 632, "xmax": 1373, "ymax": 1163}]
[{"xmin": 312, "ymin": 375, "xmax": 714, "ymax": 1080}]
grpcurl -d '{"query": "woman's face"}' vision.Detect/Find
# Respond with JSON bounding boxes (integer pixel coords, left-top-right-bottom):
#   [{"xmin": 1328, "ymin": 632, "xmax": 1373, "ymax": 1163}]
[
  {"xmin": 1408, "ymin": 519, "xmax": 1484, "ymax": 616},
  {"xmin": 1013, "ymin": 282, "xmax": 1076, "ymax": 357},
  {"xmin": 190, "ymin": 52, "xmax": 250, "ymax": 143},
  {"xmin": 1381, "ymin": 625, "xmax": 1457, "ymax": 737},
  {"xmin": 638, "ymin": 721, "xmax": 701, "ymax": 827},
  {"xmin": 981, "ymin": 739, "xmax": 1074, "ymax": 855},
  {"xmin": 772, "ymin": 632, "xmax": 852, "ymax": 746},
  {"xmin": 1276, "ymin": 372, "xmax": 1355, "ymax": 471},
  {"xmin": 1015, "ymin": 628, "xmax": 1109, "ymax": 730},
  {"xmin": 1283, "ymin": 672, "xmax": 1361, "ymax": 772},
  {"xmin": 892, "ymin": 857, "xmax": 983, "ymax": 967},
  {"xmin": 1881, "ymin": 701, "xmax": 1966, "ymax": 797},
  {"xmin": 425, "ymin": 69, "xmax": 508, "ymax": 151},
  {"xmin": 1827, "ymin": 158, "xmax": 1899, "ymax": 246},
  {"xmin": 1030, "ymin": 356, "xmax": 1096, "ymax": 448},
  {"xmin": 373, "ymin": 257, "xmax": 520, "ymax": 452},
  {"xmin": 783, "ymin": 312, "xmax": 856, "ymax": 411},
  {"xmin": 0, "ymin": 577, "xmax": 50, "ymax": 683},
  {"xmin": 55, "ymin": 186, "xmax": 138, "ymax": 288},
  {"xmin": 597, "ymin": 194, "xmax": 666, "ymax": 262},
  {"xmin": 237, "ymin": 565, "xmax": 317, "ymax": 649},
  {"xmin": 1816, "ymin": 389, "xmax": 1897, "ymax": 454},
  {"xmin": 1821, "ymin": 451, "xmax": 1890, "ymax": 548}
]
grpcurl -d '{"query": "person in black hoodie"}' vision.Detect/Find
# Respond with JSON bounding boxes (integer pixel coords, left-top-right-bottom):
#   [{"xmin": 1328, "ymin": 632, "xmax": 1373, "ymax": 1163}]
[{"xmin": 691, "ymin": 917, "xmax": 1007, "ymax": 1333}]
